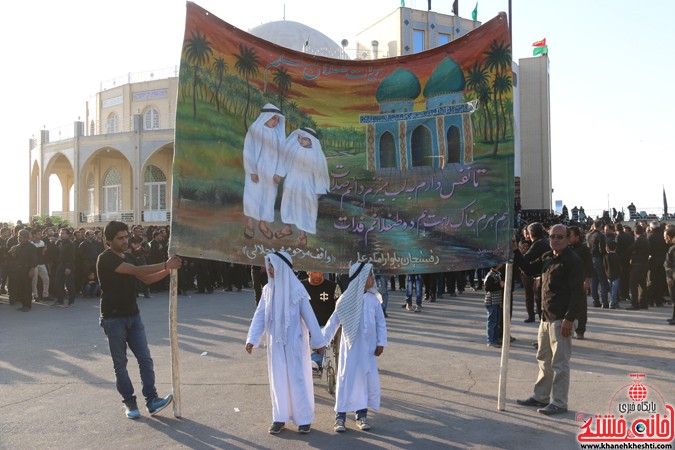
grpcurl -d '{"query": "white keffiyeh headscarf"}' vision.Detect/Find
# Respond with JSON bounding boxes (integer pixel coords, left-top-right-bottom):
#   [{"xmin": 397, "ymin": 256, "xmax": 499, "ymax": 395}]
[
  {"xmin": 335, "ymin": 261, "xmax": 375, "ymax": 348},
  {"xmin": 264, "ymin": 251, "xmax": 309, "ymax": 345}
]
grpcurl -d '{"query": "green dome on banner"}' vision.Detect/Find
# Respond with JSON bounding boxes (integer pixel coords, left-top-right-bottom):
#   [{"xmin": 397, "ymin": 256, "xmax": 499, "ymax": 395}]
[
  {"xmin": 375, "ymin": 68, "xmax": 421, "ymax": 103},
  {"xmin": 423, "ymin": 57, "xmax": 466, "ymax": 98}
]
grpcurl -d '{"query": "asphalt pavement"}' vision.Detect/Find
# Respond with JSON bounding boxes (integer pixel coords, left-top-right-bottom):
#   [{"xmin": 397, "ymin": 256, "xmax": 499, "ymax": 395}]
[{"xmin": 1, "ymin": 284, "xmax": 673, "ymax": 449}]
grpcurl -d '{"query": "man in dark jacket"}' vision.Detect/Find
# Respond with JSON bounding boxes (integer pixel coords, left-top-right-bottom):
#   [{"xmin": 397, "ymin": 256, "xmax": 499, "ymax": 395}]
[
  {"xmin": 586, "ymin": 220, "xmax": 609, "ymax": 308},
  {"xmin": 646, "ymin": 222, "xmax": 668, "ymax": 307},
  {"xmin": 626, "ymin": 225, "xmax": 650, "ymax": 310},
  {"xmin": 521, "ymin": 223, "xmax": 551, "ymax": 322},
  {"xmin": 568, "ymin": 226, "xmax": 593, "ymax": 339},
  {"xmin": 9, "ymin": 229, "xmax": 37, "ymax": 311},
  {"xmin": 52, "ymin": 228, "xmax": 76, "ymax": 307},
  {"xmin": 515, "ymin": 224, "xmax": 585, "ymax": 416},
  {"xmin": 615, "ymin": 224, "xmax": 634, "ymax": 302}
]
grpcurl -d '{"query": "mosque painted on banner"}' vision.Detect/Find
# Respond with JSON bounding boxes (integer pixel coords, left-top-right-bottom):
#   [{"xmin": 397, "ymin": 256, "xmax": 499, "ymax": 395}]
[{"xmin": 359, "ymin": 57, "xmax": 476, "ymax": 172}]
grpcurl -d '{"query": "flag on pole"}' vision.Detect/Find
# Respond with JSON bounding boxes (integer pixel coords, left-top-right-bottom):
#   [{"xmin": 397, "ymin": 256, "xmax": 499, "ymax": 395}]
[
  {"xmin": 453, "ymin": 0, "xmax": 459, "ymax": 15},
  {"xmin": 664, "ymin": 186, "xmax": 669, "ymax": 218},
  {"xmin": 532, "ymin": 38, "xmax": 546, "ymax": 47},
  {"xmin": 471, "ymin": 2, "xmax": 478, "ymax": 20},
  {"xmin": 533, "ymin": 45, "xmax": 548, "ymax": 56}
]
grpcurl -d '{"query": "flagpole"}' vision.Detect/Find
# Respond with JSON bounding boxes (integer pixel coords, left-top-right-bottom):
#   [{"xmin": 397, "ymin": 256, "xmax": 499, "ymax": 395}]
[{"xmin": 508, "ymin": 0, "xmax": 512, "ymax": 45}]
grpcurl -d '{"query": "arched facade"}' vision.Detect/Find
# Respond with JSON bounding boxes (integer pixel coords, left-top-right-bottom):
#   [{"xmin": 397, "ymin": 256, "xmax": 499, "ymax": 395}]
[{"xmin": 28, "ymin": 76, "xmax": 179, "ymax": 226}]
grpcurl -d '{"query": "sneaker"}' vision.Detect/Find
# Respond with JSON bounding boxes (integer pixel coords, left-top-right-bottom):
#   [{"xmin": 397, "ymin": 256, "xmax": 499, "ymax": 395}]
[
  {"xmin": 601, "ymin": 303, "xmax": 609, "ymax": 309},
  {"xmin": 592, "ymin": 301, "xmax": 602, "ymax": 307},
  {"xmin": 486, "ymin": 342, "xmax": 501, "ymax": 348},
  {"xmin": 298, "ymin": 424, "xmax": 311, "ymax": 434},
  {"xmin": 574, "ymin": 333, "xmax": 585, "ymax": 340},
  {"xmin": 269, "ymin": 421, "xmax": 285, "ymax": 434},
  {"xmin": 124, "ymin": 402, "xmax": 140, "ymax": 419},
  {"xmin": 405, "ymin": 303, "xmax": 413, "ymax": 311},
  {"xmin": 413, "ymin": 305, "xmax": 421, "ymax": 312},
  {"xmin": 146, "ymin": 394, "xmax": 173, "ymax": 415},
  {"xmin": 356, "ymin": 417, "xmax": 371, "ymax": 431},
  {"xmin": 334, "ymin": 418, "xmax": 346, "ymax": 432},
  {"xmin": 523, "ymin": 317, "xmax": 535, "ymax": 323}
]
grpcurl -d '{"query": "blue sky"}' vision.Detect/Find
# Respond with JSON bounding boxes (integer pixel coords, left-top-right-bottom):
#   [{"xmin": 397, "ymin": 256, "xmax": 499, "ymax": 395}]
[{"xmin": 2, "ymin": 0, "xmax": 673, "ymax": 222}]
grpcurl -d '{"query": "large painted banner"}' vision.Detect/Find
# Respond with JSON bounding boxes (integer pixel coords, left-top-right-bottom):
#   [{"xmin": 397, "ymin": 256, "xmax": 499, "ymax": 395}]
[{"xmin": 171, "ymin": 2, "xmax": 514, "ymax": 273}]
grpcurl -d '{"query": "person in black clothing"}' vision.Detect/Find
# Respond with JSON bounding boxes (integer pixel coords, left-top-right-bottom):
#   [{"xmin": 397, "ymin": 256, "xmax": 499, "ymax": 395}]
[
  {"xmin": 626, "ymin": 224, "xmax": 650, "ymax": 310},
  {"xmin": 5, "ymin": 225, "xmax": 23, "ymax": 304},
  {"xmin": 8, "ymin": 229, "xmax": 37, "ymax": 311},
  {"xmin": 587, "ymin": 220, "xmax": 609, "ymax": 308},
  {"xmin": 603, "ymin": 240, "xmax": 621, "ymax": 309},
  {"xmin": 568, "ymin": 226, "xmax": 593, "ymax": 339},
  {"xmin": 97, "ymin": 220, "xmax": 181, "ymax": 419},
  {"xmin": 0, "ymin": 227, "xmax": 11, "ymax": 295},
  {"xmin": 515, "ymin": 224, "xmax": 585, "ymax": 416},
  {"xmin": 646, "ymin": 222, "xmax": 668, "ymax": 307},
  {"xmin": 302, "ymin": 271, "xmax": 342, "ymax": 372},
  {"xmin": 52, "ymin": 228, "xmax": 77, "ymax": 307},
  {"xmin": 664, "ymin": 227, "xmax": 675, "ymax": 324},
  {"xmin": 615, "ymin": 223, "xmax": 634, "ymax": 302},
  {"xmin": 250, "ymin": 265, "xmax": 268, "ymax": 305},
  {"xmin": 521, "ymin": 223, "xmax": 551, "ymax": 322}
]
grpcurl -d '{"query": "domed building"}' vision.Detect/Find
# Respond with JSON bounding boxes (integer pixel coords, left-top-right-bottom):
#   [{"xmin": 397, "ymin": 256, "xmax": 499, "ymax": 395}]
[
  {"xmin": 360, "ymin": 56, "xmax": 476, "ymax": 171},
  {"xmin": 249, "ymin": 20, "xmax": 347, "ymax": 59}
]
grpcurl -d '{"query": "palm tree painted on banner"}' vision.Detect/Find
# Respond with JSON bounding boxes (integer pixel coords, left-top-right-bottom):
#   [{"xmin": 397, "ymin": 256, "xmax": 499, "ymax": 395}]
[
  {"xmin": 234, "ymin": 44, "xmax": 260, "ymax": 132},
  {"xmin": 493, "ymin": 72, "xmax": 512, "ymax": 140},
  {"xmin": 183, "ymin": 29, "xmax": 213, "ymax": 119},
  {"xmin": 211, "ymin": 57, "xmax": 228, "ymax": 113},
  {"xmin": 273, "ymin": 67, "xmax": 292, "ymax": 116},
  {"xmin": 466, "ymin": 62, "xmax": 491, "ymax": 141},
  {"xmin": 484, "ymin": 40, "xmax": 511, "ymax": 155}
]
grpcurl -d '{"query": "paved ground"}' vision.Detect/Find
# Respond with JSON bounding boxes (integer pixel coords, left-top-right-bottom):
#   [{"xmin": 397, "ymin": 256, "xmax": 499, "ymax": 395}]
[{"xmin": 1, "ymin": 285, "xmax": 674, "ymax": 450}]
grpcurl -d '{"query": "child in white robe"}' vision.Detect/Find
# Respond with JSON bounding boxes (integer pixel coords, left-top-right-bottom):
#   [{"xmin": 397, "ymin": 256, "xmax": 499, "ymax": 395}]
[
  {"xmin": 321, "ymin": 261, "xmax": 387, "ymax": 432},
  {"xmin": 245, "ymin": 251, "xmax": 324, "ymax": 434}
]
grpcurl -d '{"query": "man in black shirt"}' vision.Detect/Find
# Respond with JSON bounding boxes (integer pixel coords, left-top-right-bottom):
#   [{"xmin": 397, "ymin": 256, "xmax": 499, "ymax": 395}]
[
  {"xmin": 514, "ymin": 224, "xmax": 585, "ymax": 416},
  {"xmin": 626, "ymin": 224, "xmax": 650, "ymax": 310},
  {"xmin": 587, "ymin": 220, "xmax": 609, "ymax": 308},
  {"xmin": 52, "ymin": 228, "xmax": 76, "ymax": 307},
  {"xmin": 302, "ymin": 271, "xmax": 341, "ymax": 372},
  {"xmin": 97, "ymin": 221, "xmax": 181, "ymax": 419},
  {"xmin": 9, "ymin": 229, "xmax": 37, "ymax": 311}
]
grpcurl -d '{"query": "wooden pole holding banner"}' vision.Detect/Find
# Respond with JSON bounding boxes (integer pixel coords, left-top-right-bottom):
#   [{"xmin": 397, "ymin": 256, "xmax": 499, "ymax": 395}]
[
  {"xmin": 497, "ymin": 262, "xmax": 513, "ymax": 411},
  {"xmin": 169, "ymin": 268, "xmax": 182, "ymax": 417}
]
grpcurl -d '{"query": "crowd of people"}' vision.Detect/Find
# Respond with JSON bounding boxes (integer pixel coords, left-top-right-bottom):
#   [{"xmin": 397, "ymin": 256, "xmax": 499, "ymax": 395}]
[{"xmin": 3, "ymin": 211, "xmax": 674, "ymax": 426}]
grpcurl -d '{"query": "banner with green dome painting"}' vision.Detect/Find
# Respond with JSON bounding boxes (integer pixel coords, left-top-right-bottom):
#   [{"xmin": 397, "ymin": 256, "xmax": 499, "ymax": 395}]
[{"xmin": 170, "ymin": 2, "xmax": 514, "ymax": 273}]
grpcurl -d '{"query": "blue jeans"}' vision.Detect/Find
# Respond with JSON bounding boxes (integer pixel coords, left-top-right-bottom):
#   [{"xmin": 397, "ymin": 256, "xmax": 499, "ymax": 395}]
[
  {"xmin": 485, "ymin": 304, "xmax": 503, "ymax": 344},
  {"xmin": 336, "ymin": 409, "xmax": 367, "ymax": 421},
  {"xmin": 406, "ymin": 275, "xmax": 423, "ymax": 306},
  {"xmin": 609, "ymin": 278, "xmax": 620, "ymax": 306},
  {"xmin": 376, "ymin": 275, "xmax": 389, "ymax": 312},
  {"xmin": 100, "ymin": 314, "xmax": 157, "ymax": 404},
  {"xmin": 591, "ymin": 257, "xmax": 609, "ymax": 304}
]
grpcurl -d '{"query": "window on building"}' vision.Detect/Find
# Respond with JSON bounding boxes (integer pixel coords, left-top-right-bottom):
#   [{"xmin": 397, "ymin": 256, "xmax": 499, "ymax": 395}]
[
  {"xmin": 379, "ymin": 132, "xmax": 397, "ymax": 169},
  {"xmin": 413, "ymin": 30, "xmax": 425, "ymax": 53},
  {"xmin": 143, "ymin": 108, "xmax": 160, "ymax": 130},
  {"xmin": 102, "ymin": 168, "xmax": 121, "ymax": 213},
  {"xmin": 87, "ymin": 174, "xmax": 95, "ymax": 213},
  {"xmin": 143, "ymin": 165, "xmax": 167, "ymax": 210},
  {"xmin": 438, "ymin": 33, "xmax": 451, "ymax": 46},
  {"xmin": 106, "ymin": 113, "xmax": 118, "ymax": 134},
  {"xmin": 446, "ymin": 125, "xmax": 461, "ymax": 164},
  {"xmin": 411, "ymin": 125, "xmax": 433, "ymax": 167}
]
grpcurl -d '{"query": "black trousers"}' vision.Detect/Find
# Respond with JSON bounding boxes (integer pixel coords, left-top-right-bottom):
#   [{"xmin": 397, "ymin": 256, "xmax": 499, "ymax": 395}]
[
  {"xmin": 629, "ymin": 263, "xmax": 648, "ymax": 308},
  {"xmin": 15, "ymin": 269, "xmax": 32, "ymax": 308}
]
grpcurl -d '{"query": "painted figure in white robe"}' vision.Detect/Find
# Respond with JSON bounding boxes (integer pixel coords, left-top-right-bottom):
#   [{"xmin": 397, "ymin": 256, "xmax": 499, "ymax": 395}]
[
  {"xmin": 242, "ymin": 104, "xmax": 286, "ymax": 240},
  {"xmin": 245, "ymin": 251, "xmax": 324, "ymax": 434},
  {"xmin": 321, "ymin": 261, "xmax": 387, "ymax": 432},
  {"xmin": 274, "ymin": 127, "xmax": 329, "ymax": 247}
]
